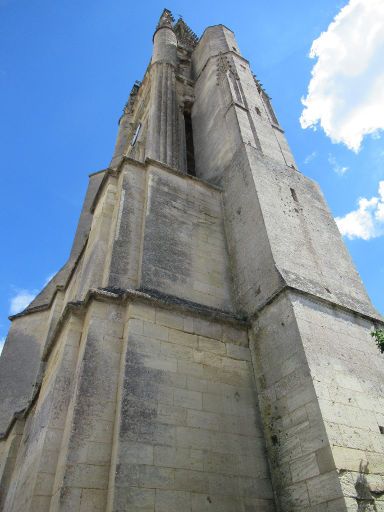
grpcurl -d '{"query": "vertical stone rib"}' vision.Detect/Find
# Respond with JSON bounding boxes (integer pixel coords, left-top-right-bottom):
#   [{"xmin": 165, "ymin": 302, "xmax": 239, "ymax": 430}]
[
  {"xmin": 146, "ymin": 21, "xmax": 178, "ymax": 166},
  {"xmin": 171, "ymin": 72, "xmax": 177, "ymax": 168},
  {"xmin": 151, "ymin": 64, "xmax": 161, "ymax": 159},
  {"xmin": 159, "ymin": 64, "xmax": 167, "ymax": 162},
  {"xmin": 166, "ymin": 64, "xmax": 174, "ymax": 165}
]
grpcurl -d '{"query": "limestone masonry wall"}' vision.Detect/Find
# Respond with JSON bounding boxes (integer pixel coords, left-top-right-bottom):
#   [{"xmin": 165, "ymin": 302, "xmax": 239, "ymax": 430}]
[
  {"xmin": 1, "ymin": 9, "xmax": 383, "ymax": 512},
  {"xmin": 1, "ymin": 298, "xmax": 275, "ymax": 512}
]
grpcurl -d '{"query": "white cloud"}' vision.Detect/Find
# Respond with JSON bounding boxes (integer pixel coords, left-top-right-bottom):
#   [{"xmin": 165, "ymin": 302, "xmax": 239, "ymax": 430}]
[
  {"xmin": 9, "ymin": 289, "xmax": 37, "ymax": 315},
  {"xmin": 335, "ymin": 180, "xmax": 384, "ymax": 239},
  {"xmin": 304, "ymin": 151, "xmax": 318, "ymax": 164},
  {"xmin": 8, "ymin": 271, "xmax": 56, "ymax": 316},
  {"xmin": 0, "ymin": 337, "xmax": 5, "ymax": 355},
  {"xmin": 300, "ymin": 0, "xmax": 384, "ymax": 152},
  {"xmin": 43, "ymin": 273, "xmax": 55, "ymax": 286},
  {"xmin": 328, "ymin": 154, "xmax": 349, "ymax": 176}
]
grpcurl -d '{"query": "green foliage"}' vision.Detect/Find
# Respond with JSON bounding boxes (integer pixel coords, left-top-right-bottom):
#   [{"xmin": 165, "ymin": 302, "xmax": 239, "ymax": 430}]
[{"xmin": 371, "ymin": 330, "xmax": 384, "ymax": 354}]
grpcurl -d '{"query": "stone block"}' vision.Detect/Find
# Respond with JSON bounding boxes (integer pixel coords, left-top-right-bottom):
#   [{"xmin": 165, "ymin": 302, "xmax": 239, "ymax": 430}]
[
  {"xmin": 155, "ymin": 489, "xmax": 191, "ymax": 512},
  {"xmin": 306, "ymin": 471, "xmax": 343, "ymax": 506},
  {"xmin": 160, "ymin": 341, "xmax": 194, "ymax": 361},
  {"xmin": 222, "ymin": 325, "xmax": 248, "ymax": 346},
  {"xmin": 128, "ymin": 318, "xmax": 144, "ymax": 335},
  {"xmin": 226, "ymin": 343, "xmax": 251, "ymax": 361},
  {"xmin": 80, "ymin": 489, "xmax": 107, "ymax": 512},
  {"xmin": 332, "ymin": 446, "xmax": 368, "ymax": 472},
  {"xmin": 113, "ymin": 486, "xmax": 155, "ymax": 511},
  {"xmin": 198, "ymin": 336, "xmax": 226, "ymax": 355},
  {"xmin": 194, "ymin": 349, "xmax": 222, "ymax": 368},
  {"xmin": 30, "ymin": 495, "xmax": 51, "ymax": 512},
  {"xmin": 157, "ymin": 403, "xmax": 187, "ymax": 426},
  {"xmin": 176, "ymin": 426, "xmax": 212, "ymax": 450},
  {"xmin": 242, "ymin": 498, "xmax": 275, "ymax": 512},
  {"xmin": 204, "ymin": 451, "xmax": 239, "ymax": 475},
  {"xmin": 168, "ymin": 329, "xmax": 198, "ymax": 348},
  {"xmin": 138, "ymin": 465, "xmax": 175, "ymax": 489},
  {"xmin": 187, "ymin": 409, "xmax": 220, "ymax": 431},
  {"xmin": 129, "ymin": 303, "xmax": 156, "ymax": 323},
  {"xmin": 35, "ymin": 472, "xmax": 55, "ymax": 495},
  {"xmin": 193, "ymin": 318, "xmax": 222, "ymax": 339},
  {"xmin": 154, "ymin": 445, "xmax": 204, "ymax": 470},
  {"xmin": 143, "ymin": 322, "xmax": 169, "ymax": 342},
  {"xmin": 174, "ymin": 468, "xmax": 210, "ymax": 493},
  {"xmin": 156, "ymin": 310, "xmax": 184, "ymax": 330},
  {"xmin": 64, "ymin": 463, "xmax": 110, "ymax": 489},
  {"xmin": 119, "ymin": 441, "xmax": 154, "ymax": 465},
  {"xmin": 279, "ymin": 481, "xmax": 310, "ymax": 509},
  {"xmin": 208, "ymin": 472, "xmax": 240, "ymax": 496},
  {"xmin": 174, "ymin": 388, "xmax": 202, "ymax": 410},
  {"xmin": 52, "ymin": 486, "xmax": 82, "ymax": 512},
  {"xmin": 290, "ymin": 452, "xmax": 320, "ymax": 483},
  {"xmin": 144, "ymin": 356, "xmax": 178, "ymax": 374},
  {"xmin": 239, "ymin": 476, "xmax": 273, "ymax": 500},
  {"xmin": 186, "ymin": 376, "xmax": 208, "ymax": 392},
  {"xmin": 177, "ymin": 360, "xmax": 204, "ymax": 377}
]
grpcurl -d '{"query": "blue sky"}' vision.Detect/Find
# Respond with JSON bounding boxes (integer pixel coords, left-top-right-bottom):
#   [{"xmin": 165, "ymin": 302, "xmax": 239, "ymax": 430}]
[{"xmin": 1, "ymin": 0, "xmax": 383, "ymax": 351}]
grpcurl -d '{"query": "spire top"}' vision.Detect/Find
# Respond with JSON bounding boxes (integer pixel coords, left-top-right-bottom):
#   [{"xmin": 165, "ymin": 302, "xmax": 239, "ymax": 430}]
[
  {"xmin": 174, "ymin": 17, "xmax": 199, "ymax": 50},
  {"xmin": 156, "ymin": 8, "xmax": 175, "ymax": 30}
]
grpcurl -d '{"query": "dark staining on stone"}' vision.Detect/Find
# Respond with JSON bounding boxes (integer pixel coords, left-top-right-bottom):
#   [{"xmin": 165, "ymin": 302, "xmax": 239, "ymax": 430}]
[
  {"xmin": 290, "ymin": 187, "xmax": 298, "ymax": 203},
  {"xmin": 0, "ymin": 328, "xmax": 41, "ymax": 436},
  {"xmin": 120, "ymin": 346, "xmax": 162, "ymax": 443},
  {"xmin": 142, "ymin": 175, "xmax": 192, "ymax": 287},
  {"xmin": 271, "ymin": 434, "xmax": 279, "ymax": 446},
  {"xmin": 137, "ymin": 287, "xmax": 242, "ymax": 320},
  {"xmin": 120, "ymin": 397, "xmax": 157, "ymax": 438},
  {"xmin": 207, "ymin": 496, "xmax": 212, "ymax": 503},
  {"xmin": 353, "ymin": 461, "xmax": 384, "ymax": 510},
  {"xmin": 115, "ymin": 462, "xmax": 139, "ymax": 487},
  {"xmin": 109, "ymin": 174, "xmax": 139, "ymax": 284}
]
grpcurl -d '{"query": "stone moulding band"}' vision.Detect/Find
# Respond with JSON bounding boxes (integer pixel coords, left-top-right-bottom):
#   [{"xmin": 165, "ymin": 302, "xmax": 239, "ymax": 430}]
[
  {"xmin": 89, "ymin": 157, "xmax": 223, "ymax": 214},
  {"xmin": 0, "ymin": 285, "xmax": 249, "ymax": 441},
  {"xmin": 9, "ymin": 280, "xmax": 383, "ymax": 332},
  {"xmin": 5, "ymin": 279, "xmax": 380, "ymax": 442}
]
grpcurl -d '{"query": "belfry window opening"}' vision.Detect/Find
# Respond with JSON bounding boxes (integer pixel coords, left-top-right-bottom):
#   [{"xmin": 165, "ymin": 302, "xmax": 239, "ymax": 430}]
[
  {"xmin": 131, "ymin": 122, "xmax": 141, "ymax": 146},
  {"xmin": 183, "ymin": 109, "xmax": 195, "ymax": 176}
]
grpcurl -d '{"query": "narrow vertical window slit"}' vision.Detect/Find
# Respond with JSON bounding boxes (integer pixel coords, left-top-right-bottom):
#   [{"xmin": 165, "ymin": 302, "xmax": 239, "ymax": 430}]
[{"xmin": 184, "ymin": 110, "xmax": 195, "ymax": 176}]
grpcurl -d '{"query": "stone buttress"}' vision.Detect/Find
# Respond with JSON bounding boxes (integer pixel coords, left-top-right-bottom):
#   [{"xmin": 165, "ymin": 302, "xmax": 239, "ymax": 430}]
[{"xmin": 1, "ymin": 9, "xmax": 384, "ymax": 512}]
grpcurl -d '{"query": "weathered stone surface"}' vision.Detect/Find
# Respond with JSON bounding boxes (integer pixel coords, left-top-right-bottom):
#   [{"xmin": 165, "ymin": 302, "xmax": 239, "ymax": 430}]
[{"xmin": 1, "ymin": 8, "xmax": 383, "ymax": 512}]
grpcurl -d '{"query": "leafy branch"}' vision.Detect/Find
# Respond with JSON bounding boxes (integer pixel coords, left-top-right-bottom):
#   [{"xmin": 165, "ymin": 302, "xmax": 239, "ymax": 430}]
[{"xmin": 371, "ymin": 330, "xmax": 384, "ymax": 354}]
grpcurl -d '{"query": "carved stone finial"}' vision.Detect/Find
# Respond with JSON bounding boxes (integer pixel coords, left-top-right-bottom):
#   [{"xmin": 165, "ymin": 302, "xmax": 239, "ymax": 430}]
[
  {"xmin": 174, "ymin": 18, "xmax": 199, "ymax": 50},
  {"xmin": 216, "ymin": 53, "xmax": 239, "ymax": 85},
  {"xmin": 120, "ymin": 80, "xmax": 141, "ymax": 122},
  {"xmin": 156, "ymin": 8, "xmax": 175, "ymax": 30},
  {"xmin": 253, "ymin": 73, "xmax": 270, "ymax": 98}
]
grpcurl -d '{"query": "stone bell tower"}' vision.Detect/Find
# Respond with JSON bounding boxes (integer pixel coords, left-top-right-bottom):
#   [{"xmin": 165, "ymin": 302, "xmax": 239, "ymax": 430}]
[{"xmin": 1, "ymin": 9, "xmax": 383, "ymax": 512}]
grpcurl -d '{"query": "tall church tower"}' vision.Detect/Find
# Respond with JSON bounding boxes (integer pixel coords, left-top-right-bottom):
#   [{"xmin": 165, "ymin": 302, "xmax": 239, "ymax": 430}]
[{"xmin": 1, "ymin": 9, "xmax": 383, "ymax": 512}]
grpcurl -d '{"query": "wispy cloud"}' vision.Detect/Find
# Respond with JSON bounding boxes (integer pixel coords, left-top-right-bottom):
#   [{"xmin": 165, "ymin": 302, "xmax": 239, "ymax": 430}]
[
  {"xmin": 0, "ymin": 337, "xmax": 5, "ymax": 356},
  {"xmin": 304, "ymin": 151, "xmax": 318, "ymax": 164},
  {"xmin": 300, "ymin": 0, "xmax": 384, "ymax": 152},
  {"xmin": 8, "ymin": 271, "xmax": 56, "ymax": 316},
  {"xmin": 9, "ymin": 289, "xmax": 38, "ymax": 315},
  {"xmin": 43, "ymin": 273, "xmax": 55, "ymax": 287},
  {"xmin": 328, "ymin": 154, "xmax": 349, "ymax": 176},
  {"xmin": 335, "ymin": 180, "xmax": 384, "ymax": 239}
]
